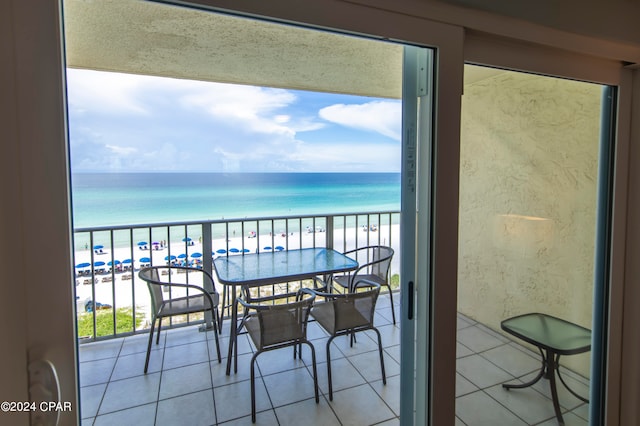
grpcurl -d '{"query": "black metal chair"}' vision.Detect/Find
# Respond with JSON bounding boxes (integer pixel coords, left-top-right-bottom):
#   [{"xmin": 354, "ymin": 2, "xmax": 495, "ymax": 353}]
[
  {"xmin": 330, "ymin": 245, "xmax": 395, "ymax": 324},
  {"xmin": 236, "ymin": 288, "xmax": 318, "ymax": 423},
  {"xmin": 138, "ymin": 266, "xmax": 222, "ymax": 373},
  {"xmin": 310, "ymin": 280, "xmax": 386, "ymax": 400}
]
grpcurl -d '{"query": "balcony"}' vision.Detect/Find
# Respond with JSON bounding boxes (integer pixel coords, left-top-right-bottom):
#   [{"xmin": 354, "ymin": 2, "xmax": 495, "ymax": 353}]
[
  {"xmin": 73, "ymin": 212, "xmax": 400, "ymax": 341},
  {"xmin": 74, "ymin": 212, "xmax": 589, "ymax": 425},
  {"xmin": 78, "ymin": 296, "xmax": 589, "ymax": 425}
]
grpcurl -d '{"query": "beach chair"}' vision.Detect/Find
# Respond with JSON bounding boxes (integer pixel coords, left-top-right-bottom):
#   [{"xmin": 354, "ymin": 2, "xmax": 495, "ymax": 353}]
[{"xmin": 138, "ymin": 266, "xmax": 222, "ymax": 373}]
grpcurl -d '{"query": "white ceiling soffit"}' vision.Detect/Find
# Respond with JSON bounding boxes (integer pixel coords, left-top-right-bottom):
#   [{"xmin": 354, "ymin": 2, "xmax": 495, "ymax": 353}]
[{"xmin": 63, "ymin": 0, "xmax": 404, "ymax": 98}]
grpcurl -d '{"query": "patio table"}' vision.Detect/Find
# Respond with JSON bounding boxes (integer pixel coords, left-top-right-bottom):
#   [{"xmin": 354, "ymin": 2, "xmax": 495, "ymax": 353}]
[
  {"xmin": 501, "ymin": 313, "xmax": 591, "ymax": 426},
  {"xmin": 213, "ymin": 247, "xmax": 358, "ymax": 375}
]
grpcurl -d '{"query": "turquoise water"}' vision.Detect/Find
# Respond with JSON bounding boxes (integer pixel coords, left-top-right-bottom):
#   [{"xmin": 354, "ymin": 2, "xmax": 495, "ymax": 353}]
[{"xmin": 71, "ymin": 172, "xmax": 401, "ymax": 229}]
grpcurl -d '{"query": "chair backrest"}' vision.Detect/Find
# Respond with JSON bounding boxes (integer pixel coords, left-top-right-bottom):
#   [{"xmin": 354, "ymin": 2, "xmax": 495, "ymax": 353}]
[
  {"xmin": 250, "ymin": 293, "xmax": 315, "ymax": 348},
  {"xmin": 138, "ymin": 266, "xmax": 218, "ymax": 316},
  {"xmin": 349, "ymin": 246, "xmax": 394, "ymax": 283},
  {"xmin": 332, "ymin": 285, "xmax": 380, "ymax": 332},
  {"xmin": 138, "ymin": 267, "xmax": 165, "ymax": 315}
]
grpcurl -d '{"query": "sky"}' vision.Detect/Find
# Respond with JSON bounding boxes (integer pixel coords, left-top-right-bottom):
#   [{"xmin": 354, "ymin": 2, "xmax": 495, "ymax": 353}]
[{"xmin": 66, "ymin": 69, "xmax": 402, "ymax": 173}]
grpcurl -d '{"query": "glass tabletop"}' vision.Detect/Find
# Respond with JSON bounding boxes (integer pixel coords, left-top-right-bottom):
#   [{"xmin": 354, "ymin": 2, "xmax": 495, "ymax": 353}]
[
  {"xmin": 501, "ymin": 313, "xmax": 591, "ymax": 355},
  {"xmin": 213, "ymin": 247, "xmax": 358, "ymax": 287}
]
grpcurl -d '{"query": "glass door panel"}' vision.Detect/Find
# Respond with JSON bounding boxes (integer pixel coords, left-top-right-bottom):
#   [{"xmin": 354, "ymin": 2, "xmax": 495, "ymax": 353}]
[{"xmin": 456, "ymin": 65, "xmax": 607, "ymax": 425}]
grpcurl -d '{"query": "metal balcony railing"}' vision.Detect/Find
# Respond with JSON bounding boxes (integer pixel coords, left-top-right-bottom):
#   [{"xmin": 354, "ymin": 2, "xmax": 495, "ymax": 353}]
[{"xmin": 74, "ymin": 211, "xmax": 400, "ymax": 341}]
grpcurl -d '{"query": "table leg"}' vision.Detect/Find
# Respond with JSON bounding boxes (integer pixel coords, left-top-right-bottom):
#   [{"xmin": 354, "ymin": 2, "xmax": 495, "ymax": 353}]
[
  {"xmin": 225, "ymin": 284, "xmax": 237, "ymax": 376},
  {"xmin": 502, "ymin": 348, "xmax": 565, "ymax": 425},
  {"xmin": 544, "ymin": 351, "xmax": 564, "ymax": 425},
  {"xmin": 556, "ymin": 354, "xmax": 589, "ymax": 403},
  {"xmin": 502, "ymin": 347, "xmax": 546, "ymax": 390}
]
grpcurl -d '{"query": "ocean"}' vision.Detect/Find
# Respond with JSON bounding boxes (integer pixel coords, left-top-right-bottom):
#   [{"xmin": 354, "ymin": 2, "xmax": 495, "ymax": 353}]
[{"xmin": 71, "ymin": 172, "xmax": 401, "ymax": 229}]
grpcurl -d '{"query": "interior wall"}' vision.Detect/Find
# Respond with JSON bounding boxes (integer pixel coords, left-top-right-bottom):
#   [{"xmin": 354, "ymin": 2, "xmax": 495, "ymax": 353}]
[{"xmin": 458, "ymin": 67, "xmax": 602, "ymax": 376}]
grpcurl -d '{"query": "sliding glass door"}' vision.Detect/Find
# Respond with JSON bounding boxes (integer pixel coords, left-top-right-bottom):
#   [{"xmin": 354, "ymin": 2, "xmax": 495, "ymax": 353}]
[{"xmin": 455, "ymin": 64, "xmax": 616, "ymax": 425}]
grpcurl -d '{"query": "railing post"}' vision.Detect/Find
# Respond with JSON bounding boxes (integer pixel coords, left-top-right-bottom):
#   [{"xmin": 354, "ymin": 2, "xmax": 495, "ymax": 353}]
[
  {"xmin": 201, "ymin": 222, "xmax": 214, "ymax": 330},
  {"xmin": 326, "ymin": 215, "xmax": 334, "ymax": 249}
]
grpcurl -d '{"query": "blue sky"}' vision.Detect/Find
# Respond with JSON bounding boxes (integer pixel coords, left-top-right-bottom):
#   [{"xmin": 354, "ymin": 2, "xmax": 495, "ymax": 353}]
[{"xmin": 66, "ymin": 69, "xmax": 402, "ymax": 173}]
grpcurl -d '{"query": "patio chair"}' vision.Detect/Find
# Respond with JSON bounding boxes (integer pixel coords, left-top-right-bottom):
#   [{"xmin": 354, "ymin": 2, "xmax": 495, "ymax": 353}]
[
  {"xmin": 236, "ymin": 288, "xmax": 318, "ymax": 423},
  {"xmin": 138, "ymin": 266, "xmax": 222, "ymax": 373},
  {"xmin": 310, "ymin": 280, "xmax": 386, "ymax": 400},
  {"xmin": 331, "ymin": 245, "xmax": 396, "ymax": 324}
]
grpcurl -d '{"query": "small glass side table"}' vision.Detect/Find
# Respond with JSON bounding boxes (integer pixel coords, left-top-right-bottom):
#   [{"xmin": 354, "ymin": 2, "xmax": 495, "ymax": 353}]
[{"xmin": 501, "ymin": 313, "xmax": 591, "ymax": 425}]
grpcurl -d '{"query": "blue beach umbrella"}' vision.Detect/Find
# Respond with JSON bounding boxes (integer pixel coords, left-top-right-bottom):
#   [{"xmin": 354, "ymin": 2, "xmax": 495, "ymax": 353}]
[
  {"xmin": 107, "ymin": 260, "xmax": 121, "ymax": 266},
  {"xmin": 241, "ymin": 248, "xmax": 250, "ymax": 253},
  {"xmin": 177, "ymin": 253, "xmax": 188, "ymax": 259},
  {"xmin": 216, "ymin": 249, "xmax": 227, "ymax": 254},
  {"xmin": 229, "ymin": 248, "xmax": 240, "ymax": 254},
  {"xmin": 165, "ymin": 255, "xmax": 176, "ymax": 261},
  {"xmin": 139, "ymin": 257, "xmax": 151, "ymax": 263},
  {"xmin": 93, "ymin": 245, "xmax": 104, "ymax": 250},
  {"xmin": 137, "ymin": 241, "xmax": 148, "ymax": 246},
  {"xmin": 182, "ymin": 237, "xmax": 192, "ymax": 242},
  {"xmin": 191, "ymin": 253, "xmax": 202, "ymax": 258},
  {"xmin": 93, "ymin": 261, "xmax": 106, "ymax": 267},
  {"xmin": 122, "ymin": 259, "xmax": 132, "ymax": 264},
  {"xmin": 263, "ymin": 246, "xmax": 273, "ymax": 251},
  {"xmin": 76, "ymin": 262, "xmax": 91, "ymax": 269},
  {"xmin": 275, "ymin": 246, "xmax": 285, "ymax": 251}
]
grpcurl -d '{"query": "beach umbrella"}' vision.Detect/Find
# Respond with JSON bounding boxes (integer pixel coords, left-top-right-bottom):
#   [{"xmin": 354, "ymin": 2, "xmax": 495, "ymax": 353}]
[
  {"xmin": 139, "ymin": 257, "xmax": 151, "ymax": 263},
  {"xmin": 165, "ymin": 255, "xmax": 176, "ymax": 261},
  {"xmin": 93, "ymin": 245, "xmax": 104, "ymax": 250},
  {"xmin": 182, "ymin": 237, "xmax": 192, "ymax": 242},
  {"xmin": 263, "ymin": 246, "xmax": 273, "ymax": 251},
  {"xmin": 275, "ymin": 246, "xmax": 285, "ymax": 251},
  {"xmin": 191, "ymin": 252, "xmax": 202, "ymax": 258},
  {"xmin": 241, "ymin": 248, "xmax": 250, "ymax": 253},
  {"xmin": 137, "ymin": 241, "xmax": 148, "ymax": 246},
  {"xmin": 229, "ymin": 248, "xmax": 240, "ymax": 254},
  {"xmin": 122, "ymin": 259, "xmax": 132, "ymax": 264},
  {"xmin": 93, "ymin": 261, "xmax": 106, "ymax": 267},
  {"xmin": 76, "ymin": 262, "xmax": 91, "ymax": 269},
  {"xmin": 177, "ymin": 253, "xmax": 188, "ymax": 259},
  {"xmin": 107, "ymin": 260, "xmax": 121, "ymax": 266},
  {"xmin": 216, "ymin": 249, "xmax": 227, "ymax": 254}
]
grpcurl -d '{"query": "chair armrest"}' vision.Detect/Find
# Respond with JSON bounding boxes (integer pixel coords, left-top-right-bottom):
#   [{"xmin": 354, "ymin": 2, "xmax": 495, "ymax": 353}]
[
  {"xmin": 312, "ymin": 276, "xmax": 331, "ymax": 291},
  {"xmin": 152, "ymin": 281, "xmax": 218, "ymax": 308},
  {"xmin": 237, "ymin": 296, "xmax": 265, "ymax": 311},
  {"xmin": 306, "ymin": 288, "xmax": 337, "ymax": 300}
]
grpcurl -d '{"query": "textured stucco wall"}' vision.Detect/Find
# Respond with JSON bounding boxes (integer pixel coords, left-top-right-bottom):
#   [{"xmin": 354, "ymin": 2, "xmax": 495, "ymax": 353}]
[{"xmin": 458, "ymin": 68, "xmax": 602, "ymax": 376}]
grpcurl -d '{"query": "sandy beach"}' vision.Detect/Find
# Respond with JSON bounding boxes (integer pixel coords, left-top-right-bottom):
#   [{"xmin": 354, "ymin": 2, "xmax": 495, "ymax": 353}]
[{"xmin": 74, "ymin": 223, "xmax": 401, "ymax": 323}]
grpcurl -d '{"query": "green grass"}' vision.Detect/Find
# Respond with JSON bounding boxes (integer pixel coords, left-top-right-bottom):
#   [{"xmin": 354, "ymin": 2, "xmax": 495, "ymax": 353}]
[
  {"xmin": 77, "ymin": 307, "xmax": 145, "ymax": 338},
  {"xmin": 390, "ymin": 273, "xmax": 400, "ymax": 290}
]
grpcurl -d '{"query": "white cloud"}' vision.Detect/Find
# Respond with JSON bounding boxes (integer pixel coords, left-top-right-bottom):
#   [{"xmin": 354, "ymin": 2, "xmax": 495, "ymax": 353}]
[
  {"xmin": 66, "ymin": 69, "xmax": 150, "ymax": 115},
  {"xmin": 319, "ymin": 100, "xmax": 401, "ymax": 140},
  {"xmin": 105, "ymin": 144, "xmax": 137, "ymax": 155},
  {"xmin": 180, "ymin": 83, "xmax": 298, "ymax": 136},
  {"xmin": 66, "ymin": 69, "xmax": 401, "ymax": 173}
]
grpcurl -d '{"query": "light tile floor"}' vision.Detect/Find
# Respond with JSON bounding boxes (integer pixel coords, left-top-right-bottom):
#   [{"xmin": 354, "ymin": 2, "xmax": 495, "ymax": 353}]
[{"xmin": 78, "ymin": 294, "xmax": 590, "ymax": 425}]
